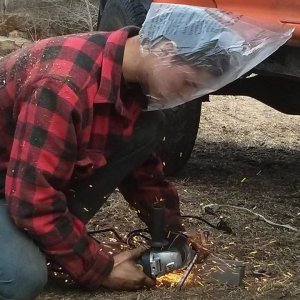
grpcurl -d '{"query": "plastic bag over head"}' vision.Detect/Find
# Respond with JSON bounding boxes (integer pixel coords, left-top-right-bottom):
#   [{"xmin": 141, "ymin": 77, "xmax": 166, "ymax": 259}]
[{"xmin": 139, "ymin": 3, "xmax": 294, "ymax": 110}]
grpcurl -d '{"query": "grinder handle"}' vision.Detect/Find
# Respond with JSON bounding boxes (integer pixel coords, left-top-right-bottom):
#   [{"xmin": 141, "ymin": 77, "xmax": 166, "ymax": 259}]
[{"xmin": 151, "ymin": 201, "xmax": 168, "ymax": 248}]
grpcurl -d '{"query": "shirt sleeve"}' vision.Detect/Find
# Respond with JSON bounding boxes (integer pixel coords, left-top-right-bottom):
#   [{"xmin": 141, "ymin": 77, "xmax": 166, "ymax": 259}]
[
  {"xmin": 5, "ymin": 78, "xmax": 113, "ymax": 290},
  {"xmin": 119, "ymin": 153, "xmax": 184, "ymax": 231}
]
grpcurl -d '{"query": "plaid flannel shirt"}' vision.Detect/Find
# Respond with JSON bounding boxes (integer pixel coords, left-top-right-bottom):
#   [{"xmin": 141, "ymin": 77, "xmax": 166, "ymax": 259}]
[{"xmin": 0, "ymin": 27, "xmax": 182, "ymax": 289}]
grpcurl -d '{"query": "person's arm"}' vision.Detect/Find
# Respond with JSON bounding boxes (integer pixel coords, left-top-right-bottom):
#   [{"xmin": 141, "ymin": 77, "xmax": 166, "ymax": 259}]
[
  {"xmin": 119, "ymin": 153, "xmax": 184, "ymax": 231},
  {"xmin": 5, "ymin": 78, "xmax": 113, "ymax": 290}
]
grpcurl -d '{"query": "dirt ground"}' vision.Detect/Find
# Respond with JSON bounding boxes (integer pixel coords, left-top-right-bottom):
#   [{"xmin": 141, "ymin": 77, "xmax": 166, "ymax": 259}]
[{"xmin": 39, "ymin": 95, "xmax": 300, "ymax": 300}]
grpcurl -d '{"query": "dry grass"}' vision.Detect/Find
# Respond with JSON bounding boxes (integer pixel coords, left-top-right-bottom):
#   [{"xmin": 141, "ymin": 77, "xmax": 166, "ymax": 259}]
[
  {"xmin": 39, "ymin": 96, "xmax": 300, "ymax": 299},
  {"xmin": 0, "ymin": 0, "xmax": 99, "ymax": 39}
]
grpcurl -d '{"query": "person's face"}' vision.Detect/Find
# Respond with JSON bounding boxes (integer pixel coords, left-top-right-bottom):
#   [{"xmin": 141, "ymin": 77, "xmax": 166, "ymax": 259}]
[{"xmin": 142, "ymin": 55, "xmax": 212, "ymax": 110}]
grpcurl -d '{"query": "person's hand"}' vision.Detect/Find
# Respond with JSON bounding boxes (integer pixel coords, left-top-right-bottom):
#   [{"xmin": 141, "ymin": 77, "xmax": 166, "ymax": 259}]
[
  {"xmin": 184, "ymin": 229, "xmax": 210, "ymax": 262},
  {"xmin": 101, "ymin": 247, "xmax": 156, "ymax": 290}
]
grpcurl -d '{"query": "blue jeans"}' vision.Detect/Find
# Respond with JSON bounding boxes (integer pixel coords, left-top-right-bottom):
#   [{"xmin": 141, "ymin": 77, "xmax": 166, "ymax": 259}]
[
  {"xmin": 0, "ymin": 111, "xmax": 165, "ymax": 299},
  {"xmin": 0, "ymin": 199, "xmax": 48, "ymax": 300}
]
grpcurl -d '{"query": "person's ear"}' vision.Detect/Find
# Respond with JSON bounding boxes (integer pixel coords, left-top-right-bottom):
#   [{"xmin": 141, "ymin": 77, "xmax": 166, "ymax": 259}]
[{"xmin": 157, "ymin": 40, "xmax": 177, "ymax": 57}]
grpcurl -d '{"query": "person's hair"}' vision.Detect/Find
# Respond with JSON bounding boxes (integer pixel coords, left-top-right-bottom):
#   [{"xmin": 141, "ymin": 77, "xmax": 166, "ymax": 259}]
[
  {"xmin": 142, "ymin": 36, "xmax": 238, "ymax": 77},
  {"xmin": 173, "ymin": 44, "xmax": 235, "ymax": 77}
]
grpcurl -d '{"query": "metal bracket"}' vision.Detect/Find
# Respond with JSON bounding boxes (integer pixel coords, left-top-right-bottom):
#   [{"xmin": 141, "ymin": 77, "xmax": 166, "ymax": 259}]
[{"xmin": 199, "ymin": 257, "xmax": 246, "ymax": 286}]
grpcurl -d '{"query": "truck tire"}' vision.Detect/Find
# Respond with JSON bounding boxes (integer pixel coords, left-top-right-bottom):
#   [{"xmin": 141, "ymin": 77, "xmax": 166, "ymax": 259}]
[{"xmin": 98, "ymin": 0, "xmax": 203, "ymax": 175}]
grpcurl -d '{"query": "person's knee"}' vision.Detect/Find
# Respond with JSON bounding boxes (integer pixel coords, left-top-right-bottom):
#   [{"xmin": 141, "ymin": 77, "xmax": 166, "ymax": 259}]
[
  {"xmin": 149, "ymin": 110, "xmax": 166, "ymax": 139},
  {"xmin": 0, "ymin": 257, "xmax": 48, "ymax": 300},
  {"xmin": 140, "ymin": 110, "xmax": 166, "ymax": 145}
]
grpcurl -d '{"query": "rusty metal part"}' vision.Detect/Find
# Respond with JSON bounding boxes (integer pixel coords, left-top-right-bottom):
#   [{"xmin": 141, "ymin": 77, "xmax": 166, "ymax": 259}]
[{"xmin": 176, "ymin": 253, "xmax": 198, "ymax": 291}]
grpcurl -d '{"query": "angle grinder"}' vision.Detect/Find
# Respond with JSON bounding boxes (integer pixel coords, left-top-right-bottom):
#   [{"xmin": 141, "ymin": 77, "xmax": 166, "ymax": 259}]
[{"xmin": 138, "ymin": 201, "xmax": 195, "ymax": 278}]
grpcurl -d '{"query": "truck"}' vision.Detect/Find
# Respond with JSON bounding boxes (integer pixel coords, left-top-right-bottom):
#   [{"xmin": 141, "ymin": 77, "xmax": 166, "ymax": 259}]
[{"xmin": 98, "ymin": 0, "xmax": 300, "ymax": 175}]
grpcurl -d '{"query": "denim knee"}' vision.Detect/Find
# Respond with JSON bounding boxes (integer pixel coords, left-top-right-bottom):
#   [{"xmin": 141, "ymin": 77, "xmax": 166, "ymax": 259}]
[
  {"xmin": 0, "ymin": 258, "xmax": 47, "ymax": 300},
  {"xmin": 0, "ymin": 260, "xmax": 47, "ymax": 300},
  {"xmin": 0, "ymin": 199, "xmax": 48, "ymax": 300}
]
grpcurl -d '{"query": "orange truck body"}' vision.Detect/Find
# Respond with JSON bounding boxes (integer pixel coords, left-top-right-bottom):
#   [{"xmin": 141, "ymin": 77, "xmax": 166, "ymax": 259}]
[{"xmin": 153, "ymin": 0, "xmax": 300, "ymax": 46}]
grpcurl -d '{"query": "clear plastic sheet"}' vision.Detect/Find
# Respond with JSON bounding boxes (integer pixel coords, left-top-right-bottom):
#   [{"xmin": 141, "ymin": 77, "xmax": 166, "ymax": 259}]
[{"xmin": 139, "ymin": 3, "xmax": 294, "ymax": 110}]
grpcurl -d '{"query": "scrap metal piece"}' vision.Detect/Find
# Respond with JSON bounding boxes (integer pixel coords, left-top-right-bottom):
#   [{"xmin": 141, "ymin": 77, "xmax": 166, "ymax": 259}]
[
  {"xmin": 253, "ymin": 269, "xmax": 271, "ymax": 278},
  {"xmin": 199, "ymin": 257, "xmax": 246, "ymax": 286}
]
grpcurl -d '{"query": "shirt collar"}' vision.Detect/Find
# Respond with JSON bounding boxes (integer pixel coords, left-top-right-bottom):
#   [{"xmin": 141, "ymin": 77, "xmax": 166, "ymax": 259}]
[{"xmin": 93, "ymin": 26, "xmax": 140, "ymax": 119}]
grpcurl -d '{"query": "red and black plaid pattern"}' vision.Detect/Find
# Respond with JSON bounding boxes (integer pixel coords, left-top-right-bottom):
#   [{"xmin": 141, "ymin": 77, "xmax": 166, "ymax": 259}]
[{"xmin": 0, "ymin": 27, "xmax": 182, "ymax": 289}]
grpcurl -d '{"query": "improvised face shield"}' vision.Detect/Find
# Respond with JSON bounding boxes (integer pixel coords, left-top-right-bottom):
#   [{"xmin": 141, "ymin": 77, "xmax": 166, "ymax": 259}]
[{"xmin": 139, "ymin": 3, "xmax": 293, "ymax": 110}]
